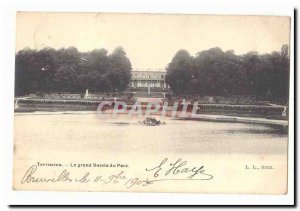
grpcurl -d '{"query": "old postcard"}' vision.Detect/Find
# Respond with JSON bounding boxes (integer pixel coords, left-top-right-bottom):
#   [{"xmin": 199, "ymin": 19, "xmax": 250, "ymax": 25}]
[{"xmin": 13, "ymin": 12, "xmax": 292, "ymax": 194}]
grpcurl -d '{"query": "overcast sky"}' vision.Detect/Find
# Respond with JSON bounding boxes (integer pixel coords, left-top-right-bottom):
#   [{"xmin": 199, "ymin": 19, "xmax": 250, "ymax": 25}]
[{"xmin": 16, "ymin": 12, "xmax": 290, "ymax": 69}]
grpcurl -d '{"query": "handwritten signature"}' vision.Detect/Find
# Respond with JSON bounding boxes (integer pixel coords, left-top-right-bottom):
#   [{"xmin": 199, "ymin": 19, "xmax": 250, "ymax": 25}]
[
  {"xmin": 145, "ymin": 158, "xmax": 213, "ymax": 181},
  {"xmin": 20, "ymin": 158, "xmax": 213, "ymax": 189}
]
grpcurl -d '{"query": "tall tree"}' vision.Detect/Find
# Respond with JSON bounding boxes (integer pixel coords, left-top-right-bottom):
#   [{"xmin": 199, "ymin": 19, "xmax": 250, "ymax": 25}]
[
  {"xmin": 107, "ymin": 47, "xmax": 132, "ymax": 92},
  {"xmin": 165, "ymin": 49, "xmax": 193, "ymax": 94}
]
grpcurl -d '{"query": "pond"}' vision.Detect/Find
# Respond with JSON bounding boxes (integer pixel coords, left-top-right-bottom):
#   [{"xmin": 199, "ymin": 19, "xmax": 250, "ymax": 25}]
[{"xmin": 14, "ymin": 112, "xmax": 288, "ymax": 156}]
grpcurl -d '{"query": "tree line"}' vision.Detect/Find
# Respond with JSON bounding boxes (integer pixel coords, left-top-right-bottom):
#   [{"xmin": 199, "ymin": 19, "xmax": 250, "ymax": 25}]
[
  {"xmin": 165, "ymin": 45, "xmax": 290, "ymax": 102},
  {"xmin": 16, "ymin": 45, "xmax": 290, "ymax": 103},
  {"xmin": 15, "ymin": 47, "xmax": 132, "ymax": 96}
]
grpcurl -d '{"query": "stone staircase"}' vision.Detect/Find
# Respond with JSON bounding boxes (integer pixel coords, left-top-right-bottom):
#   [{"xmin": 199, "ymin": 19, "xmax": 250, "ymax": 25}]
[{"xmin": 134, "ymin": 92, "xmax": 164, "ymax": 98}]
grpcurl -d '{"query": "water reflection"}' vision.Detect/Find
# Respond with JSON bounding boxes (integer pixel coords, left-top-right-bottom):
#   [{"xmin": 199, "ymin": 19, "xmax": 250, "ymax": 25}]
[
  {"xmin": 217, "ymin": 124, "xmax": 287, "ymax": 136},
  {"xmin": 14, "ymin": 113, "xmax": 288, "ymax": 155}
]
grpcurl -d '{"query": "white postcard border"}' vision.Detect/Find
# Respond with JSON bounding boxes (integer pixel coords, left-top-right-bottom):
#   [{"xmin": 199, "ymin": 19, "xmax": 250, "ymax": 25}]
[{"xmin": 1, "ymin": 0, "xmax": 295, "ymax": 206}]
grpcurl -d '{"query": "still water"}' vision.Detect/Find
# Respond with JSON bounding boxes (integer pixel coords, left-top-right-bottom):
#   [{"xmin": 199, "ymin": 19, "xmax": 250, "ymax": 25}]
[{"xmin": 14, "ymin": 112, "xmax": 287, "ymax": 156}]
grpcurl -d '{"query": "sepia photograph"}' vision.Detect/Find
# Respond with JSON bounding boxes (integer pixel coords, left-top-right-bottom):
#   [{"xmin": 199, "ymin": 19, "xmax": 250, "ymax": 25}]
[{"xmin": 13, "ymin": 12, "xmax": 292, "ymax": 195}]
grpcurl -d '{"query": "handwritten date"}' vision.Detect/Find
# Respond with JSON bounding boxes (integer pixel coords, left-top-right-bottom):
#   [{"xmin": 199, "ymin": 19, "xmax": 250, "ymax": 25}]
[{"xmin": 20, "ymin": 158, "xmax": 213, "ymax": 189}]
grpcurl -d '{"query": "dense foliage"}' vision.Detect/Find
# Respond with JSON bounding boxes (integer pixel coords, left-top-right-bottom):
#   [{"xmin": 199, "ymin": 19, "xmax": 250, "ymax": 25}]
[
  {"xmin": 165, "ymin": 45, "xmax": 290, "ymax": 102},
  {"xmin": 15, "ymin": 47, "xmax": 132, "ymax": 96}
]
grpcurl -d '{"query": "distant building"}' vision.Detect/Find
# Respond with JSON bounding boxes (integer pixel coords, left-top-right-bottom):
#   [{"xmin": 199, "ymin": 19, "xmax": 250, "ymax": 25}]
[{"xmin": 130, "ymin": 69, "xmax": 169, "ymax": 89}]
